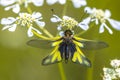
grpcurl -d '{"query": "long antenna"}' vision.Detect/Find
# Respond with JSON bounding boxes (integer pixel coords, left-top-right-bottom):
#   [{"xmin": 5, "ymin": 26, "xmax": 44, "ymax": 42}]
[
  {"xmin": 74, "ymin": 10, "xmax": 88, "ymax": 35},
  {"xmin": 80, "ymin": 10, "xmax": 87, "ymax": 22}
]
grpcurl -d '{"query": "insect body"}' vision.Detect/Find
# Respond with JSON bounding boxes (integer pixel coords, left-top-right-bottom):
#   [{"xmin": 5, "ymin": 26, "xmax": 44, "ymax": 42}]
[{"xmin": 27, "ymin": 30, "xmax": 108, "ymax": 67}]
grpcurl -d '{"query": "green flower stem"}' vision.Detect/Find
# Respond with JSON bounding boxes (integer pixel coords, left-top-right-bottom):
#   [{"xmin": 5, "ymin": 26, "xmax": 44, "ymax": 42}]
[
  {"xmin": 86, "ymin": 52, "xmax": 95, "ymax": 80},
  {"xmin": 27, "ymin": 6, "xmax": 54, "ymax": 38},
  {"xmin": 38, "ymin": 27, "xmax": 54, "ymax": 38},
  {"xmin": 58, "ymin": 63, "xmax": 67, "ymax": 80},
  {"xmin": 62, "ymin": 1, "xmax": 68, "ymax": 16}
]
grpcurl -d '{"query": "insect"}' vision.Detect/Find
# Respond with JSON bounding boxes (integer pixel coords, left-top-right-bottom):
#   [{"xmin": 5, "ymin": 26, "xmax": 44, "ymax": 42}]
[{"xmin": 27, "ymin": 30, "xmax": 108, "ymax": 67}]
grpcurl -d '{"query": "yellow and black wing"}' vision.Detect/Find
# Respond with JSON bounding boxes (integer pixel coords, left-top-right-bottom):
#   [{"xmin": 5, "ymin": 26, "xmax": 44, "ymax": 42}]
[
  {"xmin": 42, "ymin": 40, "xmax": 63, "ymax": 65},
  {"xmin": 27, "ymin": 36, "xmax": 62, "ymax": 49},
  {"xmin": 72, "ymin": 40, "xmax": 91, "ymax": 67},
  {"xmin": 71, "ymin": 36, "xmax": 108, "ymax": 67}
]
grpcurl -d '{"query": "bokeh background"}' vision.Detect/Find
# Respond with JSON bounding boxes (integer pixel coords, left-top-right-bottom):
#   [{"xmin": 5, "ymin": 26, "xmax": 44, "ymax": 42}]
[{"xmin": 0, "ymin": 0, "xmax": 120, "ymax": 80}]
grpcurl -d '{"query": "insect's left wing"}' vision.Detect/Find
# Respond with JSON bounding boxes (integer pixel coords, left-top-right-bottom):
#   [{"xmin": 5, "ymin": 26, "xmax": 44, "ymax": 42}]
[
  {"xmin": 42, "ymin": 46, "xmax": 62, "ymax": 65},
  {"xmin": 27, "ymin": 39, "xmax": 53, "ymax": 49},
  {"xmin": 71, "ymin": 45, "xmax": 91, "ymax": 67}
]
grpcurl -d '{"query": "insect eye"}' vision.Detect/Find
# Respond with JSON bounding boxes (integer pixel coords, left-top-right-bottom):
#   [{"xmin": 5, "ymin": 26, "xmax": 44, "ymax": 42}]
[{"xmin": 64, "ymin": 30, "xmax": 73, "ymax": 35}]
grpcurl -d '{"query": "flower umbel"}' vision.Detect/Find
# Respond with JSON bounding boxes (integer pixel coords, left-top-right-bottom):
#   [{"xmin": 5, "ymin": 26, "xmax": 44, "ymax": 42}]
[
  {"xmin": 60, "ymin": 16, "xmax": 78, "ymax": 29},
  {"xmin": 81, "ymin": 7, "xmax": 120, "ymax": 34},
  {"xmin": 51, "ymin": 15, "xmax": 89, "ymax": 30},
  {"xmin": 103, "ymin": 59, "xmax": 120, "ymax": 80},
  {"xmin": 1, "ymin": 12, "xmax": 45, "ymax": 37}
]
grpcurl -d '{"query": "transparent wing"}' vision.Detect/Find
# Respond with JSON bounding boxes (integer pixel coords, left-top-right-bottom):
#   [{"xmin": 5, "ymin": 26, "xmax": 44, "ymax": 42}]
[
  {"xmin": 27, "ymin": 39, "xmax": 53, "ymax": 49},
  {"xmin": 73, "ymin": 37, "xmax": 108, "ymax": 50},
  {"xmin": 71, "ymin": 45, "xmax": 91, "ymax": 67},
  {"xmin": 42, "ymin": 46, "xmax": 62, "ymax": 65},
  {"xmin": 80, "ymin": 40, "xmax": 108, "ymax": 50}
]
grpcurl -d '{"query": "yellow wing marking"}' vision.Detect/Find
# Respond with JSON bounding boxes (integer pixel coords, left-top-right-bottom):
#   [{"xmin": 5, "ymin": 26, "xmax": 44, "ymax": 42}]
[
  {"xmin": 72, "ymin": 45, "xmax": 91, "ymax": 67},
  {"xmin": 52, "ymin": 40, "xmax": 62, "ymax": 46},
  {"xmin": 74, "ymin": 36, "xmax": 92, "ymax": 41},
  {"xmin": 42, "ymin": 46, "xmax": 62, "ymax": 65},
  {"xmin": 72, "ymin": 46, "xmax": 85, "ymax": 63},
  {"xmin": 73, "ymin": 40, "xmax": 83, "ymax": 47}
]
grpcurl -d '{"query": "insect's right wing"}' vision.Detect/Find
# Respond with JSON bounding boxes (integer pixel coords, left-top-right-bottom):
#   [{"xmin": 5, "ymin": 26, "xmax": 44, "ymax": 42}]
[
  {"xmin": 71, "ymin": 45, "xmax": 91, "ymax": 67},
  {"xmin": 42, "ymin": 45, "xmax": 62, "ymax": 65},
  {"xmin": 27, "ymin": 39, "xmax": 53, "ymax": 49}
]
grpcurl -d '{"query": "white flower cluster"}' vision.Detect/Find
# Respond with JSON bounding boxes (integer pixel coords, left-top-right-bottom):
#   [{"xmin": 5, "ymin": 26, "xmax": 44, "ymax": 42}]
[
  {"xmin": 1, "ymin": 12, "xmax": 45, "ymax": 37},
  {"xmin": 51, "ymin": 15, "xmax": 89, "ymax": 30},
  {"xmin": 0, "ymin": 0, "xmax": 44, "ymax": 13},
  {"xmin": 0, "ymin": 0, "xmax": 87, "ymax": 13},
  {"xmin": 82, "ymin": 7, "xmax": 120, "ymax": 34},
  {"xmin": 103, "ymin": 59, "xmax": 120, "ymax": 80}
]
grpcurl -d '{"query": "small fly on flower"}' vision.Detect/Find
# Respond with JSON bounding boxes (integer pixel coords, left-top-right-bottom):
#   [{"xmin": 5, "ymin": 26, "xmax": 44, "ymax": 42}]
[{"xmin": 27, "ymin": 29, "xmax": 108, "ymax": 67}]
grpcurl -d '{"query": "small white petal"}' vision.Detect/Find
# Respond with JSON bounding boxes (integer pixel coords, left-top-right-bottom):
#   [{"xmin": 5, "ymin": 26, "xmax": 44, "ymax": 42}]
[
  {"xmin": 78, "ymin": 17, "xmax": 91, "ymax": 30},
  {"xmin": 8, "ymin": 24, "xmax": 17, "ymax": 32},
  {"xmin": 2, "ymin": 25, "xmax": 11, "ymax": 31},
  {"xmin": 91, "ymin": 18, "xmax": 96, "ymax": 22},
  {"xmin": 32, "ymin": 0, "xmax": 44, "ymax": 6},
  {"xmin": 32, "ymin": 27, "xmax": 42, "ymax": 34},
  {"xmin": 72, "ymin": 0, "xmax": 86, "ymax": 8},
  {"xmin": 1, "ymin": 17, "xmax": 16, "ymax": 25},
  {"xmin": 63, "ymin": 16, "xmax": 70, "ymax": 19},
  {"xmin": 59, "ymin": 0, "xmax": 66, "ymax": 4},
  {"xmin": 110, "ymin": 59, "xmax": 120, "ymax": 68},
  {"xmin": 99, "ymin": 23, "xmax": 104, "ymax": 33},
  {"xmin": 46, "ymin": 0, "xmax": 57, "ymax": 5},
  {"xmin": 4, "ymin": 4, "xmax": 20, "ymax": 13},
  {"xmin": 84, "ymin": 7, "xmax": 92, "ymax": 14},
  {"xmin": 24, "ymin": 0, "xmax": 29, "ymax": 8},
  {"xmin": 35, "ymin": 21, "xmax": 45, "ymax": 27},
  {"xmin": 50, "ymin": 15, "xmax": 62, "ymax": 22},
  {"xmin": 103, "ymin": 23, "xmax": 113, "ymax": 34},
  {"xmin": 27, "ymin": 26, "xmax": 34, "ymax": 37},
  {"xmin": 95, "ymin": 19, "xmax": 99, "ymax": 25},
  {"xmin": 32, "ymin": 12, "xmax": 42, "ymax": 19},
  {"xmin": 105, "ymin": 10, "xmax": 111, "ymax": 18},
  {"xmin": 78, "ymin": 22, "xmax": 89, "ymax": 30},
  {"xmin": 57, "ymin": 25, "xmax": 62, "ymax": 30},
  {"xmin": 12, "ymin": 4, "xmax": 20, "ymax": 13},
  {"xmin": 59, "ymin": 31, "xmax": 64, "ymax": 36},
  {"xmin": 108, "ymin": 19, "xmax": 120, "ymax": 30},
  {"xmin": 0, "ymin": 0, "xmax": 15, "ymax": 6},
  {"xmin": 5, "ymin": 6, "xmax": 11, "ymax": 11},
  {"xmin": 81, "ymin": 17, "xmax": 91, "ymax": 24}
]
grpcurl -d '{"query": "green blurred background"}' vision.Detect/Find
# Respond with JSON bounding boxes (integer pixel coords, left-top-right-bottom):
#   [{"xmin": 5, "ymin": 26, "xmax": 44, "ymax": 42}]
[{"xmin": 0, "ymin": 0, "xmax": 120, "ymax": 80}]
